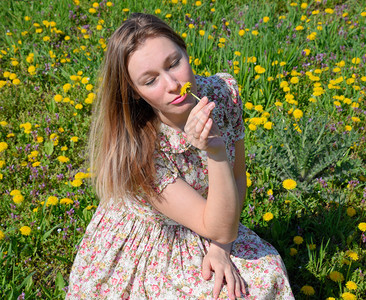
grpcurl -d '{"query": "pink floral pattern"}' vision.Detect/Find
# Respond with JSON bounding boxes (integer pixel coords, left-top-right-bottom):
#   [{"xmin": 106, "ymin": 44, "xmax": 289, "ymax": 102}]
[{"xmin": 66, "ymin": 73, "xmax": 294, "ymax": 299}]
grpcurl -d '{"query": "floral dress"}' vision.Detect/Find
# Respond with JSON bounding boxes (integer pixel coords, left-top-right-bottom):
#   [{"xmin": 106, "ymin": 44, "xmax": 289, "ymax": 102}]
[{"xmin": 66, "ymin": 73, "xmax": 294, "ymax": 299}]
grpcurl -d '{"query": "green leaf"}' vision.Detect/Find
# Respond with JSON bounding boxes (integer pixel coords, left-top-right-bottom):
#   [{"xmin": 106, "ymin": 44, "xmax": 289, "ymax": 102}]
[
  {"xmin": 44, "ymin": 140, "xmax": 54, "ymax": 156},
  {"xmin": 55, "ymin": 271, "xmax": 65, "ymax": 291},
  {"xmin": 42, "ymin": 224, "xmax": 62, "ymax": 242}
]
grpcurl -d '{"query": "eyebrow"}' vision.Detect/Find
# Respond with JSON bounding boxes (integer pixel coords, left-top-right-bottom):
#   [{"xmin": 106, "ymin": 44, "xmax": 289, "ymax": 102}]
[{"xmin": 137, "ymin": 51, "xmax": 181, "ymax": 79}]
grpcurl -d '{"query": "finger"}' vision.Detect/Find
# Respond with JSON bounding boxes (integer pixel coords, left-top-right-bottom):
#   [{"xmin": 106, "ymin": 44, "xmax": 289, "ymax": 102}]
[
  {"xmin": 189, "ymin": 96, "xmax": 209, "ymax": 116},
  {"xmin": 213, "ymin": 272, "xmax": 224, "ymax": 300},
  {"xmin": 234, "ymin": 274, "xmax": 243, "ymax": 298},
  {"xmin": 195, "ymin": 102, "xmax": 215, "ymax": 130},
  {"xmin": 199, "ymin": 118, "xmax": 213, "ymax": 141},
  {"xmin": 225, "ymin": 270, "xmax": 236, "ymax": 300},
  {"xmin": 185, "ymin": 110, "xmax": 211, "ymax": 139},
  {"xmin": 240, "ymin": 275, "xmax": 247, "ymax": 296},
  {"xmin": 201, "ymin": 258, "xmax": 213, "ymax": 281}
]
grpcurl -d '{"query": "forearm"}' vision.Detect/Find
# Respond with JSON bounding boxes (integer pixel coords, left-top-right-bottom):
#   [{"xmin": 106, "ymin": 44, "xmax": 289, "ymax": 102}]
[
  {"xmin": 236, "ymin": 173, "xmax": 246, "ymax": 209},
  {"xmin": 204, "ymin": 150, "xmax": 240, "ymax": 243}
]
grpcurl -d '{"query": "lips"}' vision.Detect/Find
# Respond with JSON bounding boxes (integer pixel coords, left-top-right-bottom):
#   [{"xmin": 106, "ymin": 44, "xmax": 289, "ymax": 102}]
[{"xmin": 170, "ymin": 93, "xmax": 187, "ymax": 105}]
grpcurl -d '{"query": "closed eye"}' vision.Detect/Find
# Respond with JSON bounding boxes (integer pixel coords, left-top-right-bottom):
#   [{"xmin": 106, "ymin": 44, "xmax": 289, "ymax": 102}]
[
  {"xmin": 145, "ymin": 78, "xmax": 156, "ymax": 85},
  {"xmin": 170, "ymin": 58, "xmax": 181, "ymax": 69}
]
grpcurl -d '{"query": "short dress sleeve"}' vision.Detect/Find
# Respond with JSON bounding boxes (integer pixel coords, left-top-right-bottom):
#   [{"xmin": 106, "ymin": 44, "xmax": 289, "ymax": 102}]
[
  {"xmin": 196, "ymin": 73, "xmax": 245, "ymax": 164},
  {"xmin": 217, "ymin": 73, "xmax": 245, "ymax": 142},
  {"xmin": 153, "ymin": 150, "xmax": 179, "ymax": 194}
]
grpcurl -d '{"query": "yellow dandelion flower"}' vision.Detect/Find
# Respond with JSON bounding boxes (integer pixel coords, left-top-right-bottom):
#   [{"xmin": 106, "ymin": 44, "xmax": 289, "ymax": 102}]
[
  {"xmin": 254, "ymin": 65, "xmax": 265, "ymax": 74},
  {"xmin": 0, "ymin": 142, "xmax": 8, "ymax": 152},
  {"xmin": 71, "ymin": 179, "xmax": 83, "ymax": 187},
  {"xmin": 344, "ymin": 125, "xmax": 352, "ymax": 131},
  {"xmin": 54, "ymin": 94, "xmax": 63, "ymax": 102},
  {"xmin": 290, "ymin": 77, "xmax": 299, "ymax": 84},
  {"xmin": 341, "ymin": 292, "xmax": 356, "ymax": 300},
  {"xmin": 46, "ymin": 196, "xmax": 58, "ymax": 206},
  {"xmin": 346, "ymin": 251, "xmax": 359, "ymax": 261},
  {"xmin": 28, "ymin": 65, "xmax": 36, "ymax": 75},
  {"xmin": 13, "ymin": 78, "xmax": 21, "ymax": 85},
  {"xmin": 283, "ymin": 179, "xmax": 297, "ymax": 190},
  {"xmin": 180, "ymin": 82, "xmax": 192, "ymax": 96},
  {"xmin": 301, "ymin": 285, "xmax": 315, "ymax": 296},
  {"xmin": 10, "ymin": 190, "xmax": 21, "ymax": 196},
  {"xmin": 357, "ymin": 222, "xmax": 366, "ymax": 231},
  {"xmin": 308, "ymin": 244, "xmax": 316, "ymax": 250},
  {"xmin": 248, "ymin": 124, "xmax": 257, "ymax": 131},
  {"xmin": 289, "ymin": 248, "xmax": 297, "ymax": 256},
  {"xmin": 60, "ymin": 198, "xmax": 74, "ymax": 205},
  {"xmin": 263, "ymin": 212, "xmax": 274, "ymax": 222},
  {"xmin": 254, "ymin": 105, "xmax": 263, "ymax": 112},
  {"xmin": 57, "ymin": 156, "xmax": 70, "ymax": 163},
  {"xmin": 13, "ymin": 194, "xmax": 24, "ymax": 204},
  {"xmin": 293, "ymin": 236, "xmax": 304, "ymax": 245},
  {"xmin": 245, "ymin": 102, "xmax": 254, "ymax": 110},
  {"xmin": 264, "ymin": 122, "xmax": 273, "ymax": 130},
  {"xmin": 346, "ymin": 207, "xmax": 356, "ymax": 217},
  {"xmin": 345, "ymin": 281, "xmax": 357, "ymax": 291},
  {"xmin": 329, "ymin": 271, "xmax": 344, "ymax": 282},
  {"xmin": 0, "ymin": 229, "xmax": 5, "ymax": 240},
  {"xmin": 293, "ymin": 109, "xmax": 303, "ymax": 119},
  {"xmin": 19, "ymin": 226, "xmax": 31, "ymax": 236}
]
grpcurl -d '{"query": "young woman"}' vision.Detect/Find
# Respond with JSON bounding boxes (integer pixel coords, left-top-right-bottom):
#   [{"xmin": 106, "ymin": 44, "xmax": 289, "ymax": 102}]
[{"xmin": 66, "ymin": 13, "xmax": 294, "ymax": 300}]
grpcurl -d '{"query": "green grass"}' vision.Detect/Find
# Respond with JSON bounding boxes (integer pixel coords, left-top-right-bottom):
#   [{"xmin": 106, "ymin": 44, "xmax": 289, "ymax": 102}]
[{"xmin": 0, "ymin": 0, "xmax": 365, "ymax": 299}]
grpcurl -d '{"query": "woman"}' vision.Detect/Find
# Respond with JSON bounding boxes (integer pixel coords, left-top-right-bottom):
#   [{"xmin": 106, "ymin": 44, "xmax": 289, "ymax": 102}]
[{"xmin": 66, "ymin": 13, "xmax": 294, "ymax": 300}]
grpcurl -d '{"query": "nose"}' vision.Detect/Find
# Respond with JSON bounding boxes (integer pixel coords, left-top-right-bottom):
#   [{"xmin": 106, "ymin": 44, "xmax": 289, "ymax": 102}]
[{"xmin": 164, "ymin": 73, "xmax": 179, "ymax": 93}]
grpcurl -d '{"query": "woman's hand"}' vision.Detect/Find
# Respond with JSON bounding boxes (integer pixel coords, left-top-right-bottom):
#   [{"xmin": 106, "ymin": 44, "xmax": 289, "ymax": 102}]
[
  {"xmin": 202, "ymin": 242, "xmax": 247, "ymax": 299},
  {"xmin": 184, "ymin": 97, "xmax": 225, "ymax": 154}
]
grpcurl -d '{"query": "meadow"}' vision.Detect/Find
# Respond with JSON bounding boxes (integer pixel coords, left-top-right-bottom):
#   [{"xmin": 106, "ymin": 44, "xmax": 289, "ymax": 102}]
[{"xmin": 0, "ymin": 0, "xmax": 365, "ymax": 299}]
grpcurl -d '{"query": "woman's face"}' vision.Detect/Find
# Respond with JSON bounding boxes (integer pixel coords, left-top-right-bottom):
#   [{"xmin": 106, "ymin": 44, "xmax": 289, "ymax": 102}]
[{"xmin": 127, "ymin": 36, "xmax": 197, "ymax": 130}]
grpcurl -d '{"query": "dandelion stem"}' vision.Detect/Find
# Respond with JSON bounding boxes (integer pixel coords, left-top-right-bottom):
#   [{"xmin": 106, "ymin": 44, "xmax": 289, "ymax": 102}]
[
  {"xmin": 190, "ymin": 92, "xmax": 201, "ymax": 101},
  {"xmin": 289, "ymin": 191, "xmax": 311, "ymax": 214}
]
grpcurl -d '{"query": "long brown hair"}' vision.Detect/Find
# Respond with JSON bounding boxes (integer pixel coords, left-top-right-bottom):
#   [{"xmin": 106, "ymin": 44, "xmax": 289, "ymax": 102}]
[{"xmin": 89, "ymin": 13, "xmax": 187, "ymax": 205}]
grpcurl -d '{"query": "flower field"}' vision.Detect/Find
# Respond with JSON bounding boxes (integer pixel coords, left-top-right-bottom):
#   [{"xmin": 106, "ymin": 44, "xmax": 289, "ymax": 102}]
[{"xmin": 0, "ymin": 0, "xmax": 365, "ymax": 298}]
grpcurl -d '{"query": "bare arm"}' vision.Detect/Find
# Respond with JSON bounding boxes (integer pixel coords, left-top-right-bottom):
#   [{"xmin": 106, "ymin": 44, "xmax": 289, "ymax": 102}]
[
  {"xmin": 201, "ymin": 138, "xmax": 247, "ymax": 300},
  {"xmin": 233, "ymin": 138, "xmax": 247, "ymax": 209},
  {"xmin": 152, "ymin": 97, "xmax": 241, "ymax": 244}
]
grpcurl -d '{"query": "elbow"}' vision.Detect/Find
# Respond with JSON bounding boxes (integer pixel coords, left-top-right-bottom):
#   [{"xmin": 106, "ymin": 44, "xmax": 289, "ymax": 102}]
[
  {"xmin": 211, "ymin": 229, "xmax": 238, "ymax": 244},
  {"xmin": 215, "ymin": 235, "xmax": 237, "ymax": 244}
]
